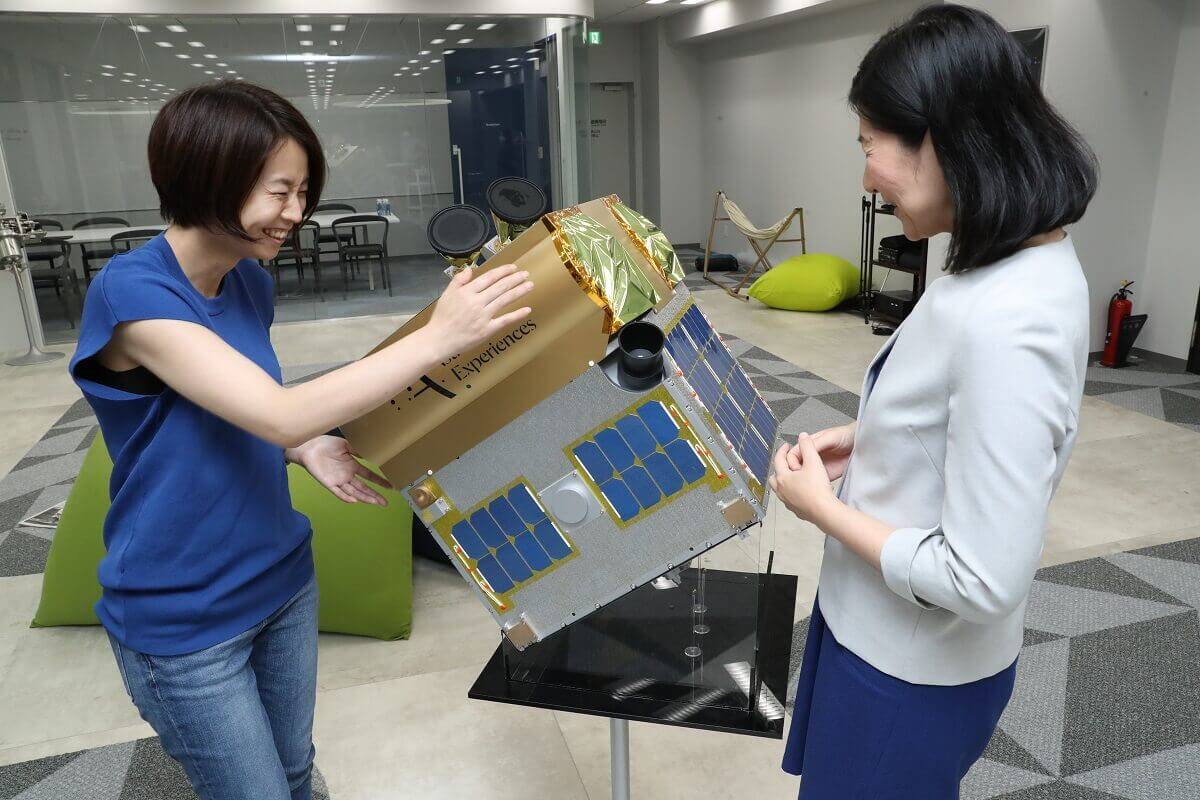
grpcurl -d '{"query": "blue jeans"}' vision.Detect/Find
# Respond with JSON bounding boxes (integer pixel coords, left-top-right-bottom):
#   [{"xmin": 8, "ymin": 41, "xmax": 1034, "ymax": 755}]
[{"xmin": 108, "ymin": 576, "xmax": 319, "ymax": 800}]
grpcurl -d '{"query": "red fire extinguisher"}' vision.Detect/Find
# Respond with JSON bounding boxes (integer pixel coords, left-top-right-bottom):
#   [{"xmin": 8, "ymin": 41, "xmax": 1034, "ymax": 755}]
[{"xmin": 1101, "ymin": 280, "xmax": 1135, "ymax": 367}]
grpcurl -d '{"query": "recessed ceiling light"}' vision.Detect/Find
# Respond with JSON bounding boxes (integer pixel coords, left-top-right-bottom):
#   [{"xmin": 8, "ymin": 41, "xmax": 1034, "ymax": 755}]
[
  {"xmin": 154, "ymin": 83, "xmax": 164, "ymax": 87},
  {"xmin": 646, "ymin": 0, "xmax": 671, "ymax": 4},
  {"xmin": 393, "ymin": 72, "xmax": 402, "ymax": 76},
  {"xmin": 408, "ymin": 59, "xmax": 419, "ymax": 64},
  {"xmin": 507, "ymin": 64, "xmax": 519, "ymax": 69},
  {"xmin": 507, "ymin": 57, "xmax": 519, "ymax": 61},
  {"xmin": 331, "ymin": 24, "xmax": 346, "ymax": 32},
  {"xmin": 422, "ymin": 66, "xmax": 431, "ymax": 71},
  {"xmin": 492, "ymin": 71, "xmax": 502, "ymax": 75},
  {"xmin": 204, "ymin": 71, "xmax": 214, "ymax": 75},
  {"xmin": 296, "ymin": 23, "xmax": 312, "ymax": 32},
  {"xmin": 431, "ymin": 59, "xmax": 441, "ymax": 63},
  {"xmin": 527, "ymin": 49, "xmax": 541, "ymax": 54},
  {"xmin": 477, "ymin": 23, "xmax": 496, "ymax": 30},
  {"xmin": 329, "ymin": 40, "xmax": 338, "ymax": 46},
  {"xmin": 192, "ymin": 63, "xmax": 203, "ymax": 68},
  {"xmin": 681, "ymin": 0, "xmax": 706, "ymax": 4},
  {"xmin": 101, "ymin": 64, "xmax": 116, "ymax": 69},
  {"xmin": 154, "ymin": 41, "xmax": 173, "ymax": 47},
  {"xmin": 475, "ymin": 70, "xmax": 485, "ymax": 75},
  {"xmin": 128, "ymin": 24, "xmax": 150, "ymax": 33},
  {"xmin": 449, "ymin": 23, "xmax": 467, "ymax": 31},
  {"xmin": 216, "ymin": 62, "xmax": 227, "ymax": 67},
  {"xmin": 457, "ymin": 38, "xmax": 473, "ymax": 44},
  {"xmin": 420, "ymin": 50, "xmax": 432, "ymax": 55},
  {"xmin": 101, "ymin": 72, "xmax": 113, "ymax": 77},
  {"xmin": 121, "ymin": 78, "xmax": 132, "ymax": 83},
  {"xmin": 299, "ymin": 40, "xmax": 313, "ymax": 46},
  {"xmin": 123, "ymin": 71, "xmax": 136, "ymax": 76},
  {"xmin": 527, "ymin": 57, "xmax": 538, "ymax": 62},
  {"xmin": 166, "ymin": 24, "xmax": 187, "ymax": 33},
  {"xmin": 176, "ymin": 53, "xmax": 189, "ymax": 59},
  {"xmin": 226, "ymin": 70, "xmax": 236, "ymax": 74},
  {"xmin": 188, "ymin": 41, "xmax": 204, "ymax": 47},
  {"xmin": 204, "ymin": 54, "xmax": 217, "ymax": 59},
  {"xmin": 443, "ymin": 49, "xmax": 456, "ymax": 54},
  {"xmin": 430, "ymin": 38, "xmax": 445, "ymax": 45}
]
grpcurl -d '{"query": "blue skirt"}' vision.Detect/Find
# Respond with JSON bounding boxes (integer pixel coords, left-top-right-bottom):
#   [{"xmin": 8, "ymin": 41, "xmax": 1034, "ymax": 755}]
[{"xmin": 783, "ymin": 597, "xmax": 1016, "ymax": 799}]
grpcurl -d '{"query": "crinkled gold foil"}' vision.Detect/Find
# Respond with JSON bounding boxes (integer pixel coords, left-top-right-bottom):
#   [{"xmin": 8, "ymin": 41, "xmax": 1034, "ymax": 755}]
[
  {"xmin": 547, "ymin": 208, "xmax": 660, "ymax": 333},
  {"xmin": 493, "ymin": 214, "xmax": 533, "ymax": 246},
  {"xmin": 604, "ymin": 198, "xmax": 685, "ymax": 286}
]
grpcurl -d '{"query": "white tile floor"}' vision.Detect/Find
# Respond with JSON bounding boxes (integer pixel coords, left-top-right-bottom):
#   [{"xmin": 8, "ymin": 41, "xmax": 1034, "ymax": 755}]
[{"xmin": 1, "ymin": 287, "xmax": 1198, "ymax": 798}]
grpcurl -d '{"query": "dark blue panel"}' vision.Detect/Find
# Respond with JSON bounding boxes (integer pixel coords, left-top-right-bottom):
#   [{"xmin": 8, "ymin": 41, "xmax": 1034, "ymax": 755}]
[
  {"xmin": 681, "ymin": 306, "xmax": 714, "ymax": 349},
  {"xmin": 531, "ymin": 518, "xmax": 573, "ymax": 560},
  {"xmin": 488, "ymin": 496, "xmax": 526, "ymax": 537},
  {"xmin": 573, "ymin": 440, "xmax": 616, "ymax": 483},
  {"xmin": 495, "ymin": 542, "xmax": 533, "ymax": 583},
  {"xmin": 508, "ymin": 484, "xmax": 546, "ymax": 525},
  {"xmin": 750, "ymin": 396, "xmax": 777, "ymax": 443},
  {"xmin": 664, "ymin": 439, "xmax": 708, "ymax": 484},
  {"xmin": 595, "ymin": 427, "xmax": 636, "ymax": 472},
  {"xmin": 622, "ymin": 465, "xmax": 662, "ymax": 508},
  {"xmin": 451, "ymin": 520, "xmax": 489, "ymax": 560},
  {"xmin": 744, "ymin": 433, "xmax": 772, "ymax": 484},
  {"xmin": 665, "ymin": 329, "xmax": 698, "ymax": 377},
  {"xmin": 688, "ymin": 361, "xmax": 721, "ymax": 412},
  {"xmin": 476, "ymin": 554, "xmax": 514, "ymax": 594},
  {"xmin": 615, "ymin": 415, "xmax": 658, "ymax": 459},
  {"xmin": 727, "ymin": 365, "xmax": 758, "ymax": 415},
  {"xmin": 599, "ymin": 478, "xmax": 641, "ymax": 521},
  {"xmin": 703, "ymin": 335, "xmax": 737, "ymax": 383},
  {"xmin": 643, "ymin": 451, "xmax": 684, "ymax": 496},
  {"xmin": 713, "ymin": 394, "xmax": 747, "ymax": 446},
  {"xmin": 637, "ymin": 401, "xmax": 678, "ymax": 446},
  {"xmin": 469, "ymin": 509, "xmax": 508, "ymax": 548},
  {"xmin": 513, "ymin": 532, "xmax": 552, "ymax": 571}
]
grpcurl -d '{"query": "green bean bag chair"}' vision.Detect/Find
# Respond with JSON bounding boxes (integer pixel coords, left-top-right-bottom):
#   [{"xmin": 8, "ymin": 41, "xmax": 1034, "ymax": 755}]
[
  {"xmin": 30, "ymin": 432, "xmax": 413, "ymax": 641},
  {"xmin": 747, "ymin": 253, "xmax": 859, "ymax": 311}
]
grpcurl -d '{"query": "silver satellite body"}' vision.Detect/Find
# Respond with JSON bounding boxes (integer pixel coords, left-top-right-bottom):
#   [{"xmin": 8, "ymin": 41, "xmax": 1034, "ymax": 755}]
[{"xmin": 344, "ymin": 194, "xmax": 778, "ymax": 649}]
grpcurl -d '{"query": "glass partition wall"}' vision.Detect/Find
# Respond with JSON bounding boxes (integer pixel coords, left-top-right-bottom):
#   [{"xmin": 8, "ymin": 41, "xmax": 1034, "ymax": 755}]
[{"xmin": 0, "ymin": 12, "xmax": 591, "ymax": 342}]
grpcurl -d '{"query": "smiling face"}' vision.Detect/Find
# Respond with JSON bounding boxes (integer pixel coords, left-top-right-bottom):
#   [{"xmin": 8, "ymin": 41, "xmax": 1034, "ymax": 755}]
[
  {"xmin": 237, "ymin": 136, "xmax": 309, "ymax": 261},
  {"xmin": 858, "ymin": 117, "xmax": 953, "ymax": 241}
]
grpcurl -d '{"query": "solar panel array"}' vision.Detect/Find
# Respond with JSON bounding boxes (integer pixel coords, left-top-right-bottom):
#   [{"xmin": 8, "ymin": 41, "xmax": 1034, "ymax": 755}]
[
  {"xmin": 664, "ymin": 304, "xmax": 777, "ymax": 486},
  {"xmin": 449, "ymin": 483, "xmax": 575, "ymax": 596},
  {"xmin": 570, "ymin": 400, "xmax": 711, "ymax": 523}
]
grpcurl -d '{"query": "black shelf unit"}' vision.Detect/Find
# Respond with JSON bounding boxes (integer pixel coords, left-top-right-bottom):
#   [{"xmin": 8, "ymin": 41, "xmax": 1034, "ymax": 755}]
[{"xmin": 858, "ymin": 194, "xmax": 928, "ymax": 325}]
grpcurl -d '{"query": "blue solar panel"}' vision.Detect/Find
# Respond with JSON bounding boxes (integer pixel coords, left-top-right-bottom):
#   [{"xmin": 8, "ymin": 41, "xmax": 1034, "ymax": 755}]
[
  {"xmin": 532, "ymin": 518, "xmax": 572, "ymax": 560},
  {"xmin": 470, "ymin": 509, "xmax": 507, "ymax": 549},
  {"xmin": 488, "ymin": 497, "xmax": 525, "ymax": 537},
  {"xmin": 495, "ymin": 542, "xmax": 532, "ymax": 583},
  {"xmin": 476, "ymin": 554, "xmax": 513, "ymax": 594},
  {"xmin": 664, "ymin": 302, "xmax": 779, "ymax": 490},
  {"xmin": 594, "ymin": 428, "xmax": 636, "ymax": 472},
  {"xmin": 637, "ymin": 401, "xmax": 677, "ymax": 446},
  {"xmin": 599, "ymin": 478, "xmax": 640, "ymax": 521},
  {"xmin": 615, "ymin": 415, "xmax": 657, "ymax": 459},
  {"xmin": 643, "ymin": 451, "xmax": 683, "ymax": 496},
  {"xmin": 508, "ymin": 485, "xmax": 544, "ymax": 525},
  {"xmin": 664, "ymin": 439, "xmax": 707, "ymax": 484},
  {"xmin": 450, "ymin": 482, "xmax": 576, "ymax": 597},
  {"xmin": 622, "ymin": 465, "xmax": 662, "ymax": 508},
  {"xmin": 513, "ymin": 532, "xmax": 552, "ymax": 571},
  {"xmin": 451, "ymin": 520, "xmax": 489, "ymax": 560},
  {"xmin": 572, "ymin": 441, "xmax": 615, "ymax": 483}
]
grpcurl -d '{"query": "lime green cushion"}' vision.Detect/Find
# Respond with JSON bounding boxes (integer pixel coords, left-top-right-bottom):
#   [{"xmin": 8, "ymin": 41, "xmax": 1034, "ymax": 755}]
[
  {"xmin": 747, "ymin": 254, "xmax": 859, "ymax": 311},
  {"xmin": 31, "ymin": 433, "xmax": 413, "ymax": 641}
]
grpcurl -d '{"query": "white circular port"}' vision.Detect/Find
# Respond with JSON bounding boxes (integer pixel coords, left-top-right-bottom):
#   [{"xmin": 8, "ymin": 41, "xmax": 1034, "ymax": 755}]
[{"xmin": 549, "ymin": 485, "xmax": 589, "ymax": 524}]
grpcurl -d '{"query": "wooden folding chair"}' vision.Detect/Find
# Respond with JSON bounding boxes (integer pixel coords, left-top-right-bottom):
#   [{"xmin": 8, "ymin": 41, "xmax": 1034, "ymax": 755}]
[{"xmin": 702, "ymin": 190, "xmax": 806, "ymax": 300}]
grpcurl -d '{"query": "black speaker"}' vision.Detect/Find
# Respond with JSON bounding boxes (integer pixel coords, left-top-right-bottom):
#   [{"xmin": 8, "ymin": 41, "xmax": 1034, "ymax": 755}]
[
  {"xmin": 486, "ymin": 177, "xmax": 547, "ymax": 244},
  {"xmin": 427, "ymin": 204, "xmax": 491, "ymax": 262}
]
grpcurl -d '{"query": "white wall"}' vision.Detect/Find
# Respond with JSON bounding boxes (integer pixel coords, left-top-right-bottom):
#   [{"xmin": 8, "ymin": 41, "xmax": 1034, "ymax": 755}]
[
  {"xmin": 586, "ymin": 24, "xmax": 644, "ymax": 206},
  {"xmin": 1139, "ymin": 1, "xmax": 1200, "ymax": 361},
  {"xmin": 694, "ymin": 0, "xmax": 926, "ymax": 270},
  {"xmin": 963, "ymin": 0, "xmax": 1185, "ymax": 352}
]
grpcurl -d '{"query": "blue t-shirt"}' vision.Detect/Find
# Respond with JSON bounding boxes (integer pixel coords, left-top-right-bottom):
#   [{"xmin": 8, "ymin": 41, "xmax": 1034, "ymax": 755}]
[{"xmin": 69, "ymin": 234, "xmax": 313, "ymax": 656}]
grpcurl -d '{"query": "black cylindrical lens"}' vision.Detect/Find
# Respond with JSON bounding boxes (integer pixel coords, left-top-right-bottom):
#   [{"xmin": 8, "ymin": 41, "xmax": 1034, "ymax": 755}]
[{"xmin": 616, "ymin": 321, "xmax": 665, "ymax": 390}]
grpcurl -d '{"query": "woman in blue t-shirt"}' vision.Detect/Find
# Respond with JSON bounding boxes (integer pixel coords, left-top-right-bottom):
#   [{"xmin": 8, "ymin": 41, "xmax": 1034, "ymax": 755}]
[{"xmin": 69, "ymin": 81, "xmax": 534, "ymax": 800}]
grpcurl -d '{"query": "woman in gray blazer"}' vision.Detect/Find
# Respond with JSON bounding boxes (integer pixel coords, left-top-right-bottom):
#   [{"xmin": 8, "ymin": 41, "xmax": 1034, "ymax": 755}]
[{"xmin": 771, "ymin": 6, "xmax": 1098, "ymax": 798}]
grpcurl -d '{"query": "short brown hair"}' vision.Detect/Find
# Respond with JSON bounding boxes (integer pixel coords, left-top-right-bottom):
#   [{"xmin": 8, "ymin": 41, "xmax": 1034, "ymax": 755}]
[{"xmin": 148, "ymin": 80, "xmax": 326, "ymax": 240}]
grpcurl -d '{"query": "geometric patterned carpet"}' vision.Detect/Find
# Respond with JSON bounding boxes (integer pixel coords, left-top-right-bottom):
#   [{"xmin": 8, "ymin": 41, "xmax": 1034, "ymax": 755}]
[
  {"xmin": 1083, "ymin": 353, "xmax": 1200, "ymax": 433},
  {"xmin": 0, "ymin": 737, "xmax": 331, "ymax": 799}
]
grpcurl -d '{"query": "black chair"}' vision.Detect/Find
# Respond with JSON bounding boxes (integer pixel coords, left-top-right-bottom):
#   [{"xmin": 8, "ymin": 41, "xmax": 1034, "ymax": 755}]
[
  {"xmin": 25, "ymin": 218, "xmax": 80, "ymax": 328},
  {"xmin": 331, "ymin": 214, "xmax": 391, "ymax": 298},
  {"xmin": 268, "ymin": 221, "xmax": 323, "ymax": 300},
  {"xmin": 74, "ymin": 216, "xmax": 129, "ymax": 283},
  {"xmin": 110, "ymin": 228, "xmax": 163, "ymax": 254}
]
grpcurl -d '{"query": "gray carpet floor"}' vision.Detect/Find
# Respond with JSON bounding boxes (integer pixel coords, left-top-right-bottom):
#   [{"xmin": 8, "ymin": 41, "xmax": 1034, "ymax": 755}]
[{"xmin": 1, "ymin": 329, "xmax": 1197, "ymax": 797}]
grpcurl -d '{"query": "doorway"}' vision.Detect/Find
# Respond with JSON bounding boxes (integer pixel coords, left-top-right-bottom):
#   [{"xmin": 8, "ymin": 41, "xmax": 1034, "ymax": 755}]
[{"xmin": 588, "ymin": 82, "xmax": 635, "ymax": 205}]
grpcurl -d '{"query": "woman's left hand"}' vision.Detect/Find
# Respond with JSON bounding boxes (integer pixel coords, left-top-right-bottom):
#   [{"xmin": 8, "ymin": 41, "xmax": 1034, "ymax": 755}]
[
  {"xmin": 286, "ymin": 435, "xmax": 392, "ymax": 506},
  {"xmin": 768, "ymin": 434, "xmax": 838, "ymax": 526}
]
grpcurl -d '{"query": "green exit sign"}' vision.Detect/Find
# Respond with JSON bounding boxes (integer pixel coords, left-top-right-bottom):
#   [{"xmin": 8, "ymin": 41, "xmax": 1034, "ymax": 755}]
[{"xmin": 587, "ymin": 30, "xmax": 602, "ymax": 45}]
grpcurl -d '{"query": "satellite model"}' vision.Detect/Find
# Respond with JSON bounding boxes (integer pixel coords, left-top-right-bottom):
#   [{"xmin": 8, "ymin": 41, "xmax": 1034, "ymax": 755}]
[{"xmin": 343, "ymin": 180, "xmax": 779, "ymax": 649}]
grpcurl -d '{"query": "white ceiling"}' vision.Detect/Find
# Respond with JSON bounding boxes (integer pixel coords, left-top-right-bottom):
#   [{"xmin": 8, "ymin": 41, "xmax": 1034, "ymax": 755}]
[{"xmin": 592, "ymin": 0, "xmax": 708, "ymax": 24}]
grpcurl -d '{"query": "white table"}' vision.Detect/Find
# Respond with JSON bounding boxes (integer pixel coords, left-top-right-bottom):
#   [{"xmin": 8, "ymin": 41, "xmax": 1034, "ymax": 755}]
[{"xmin": 55, "ymin": 213, "xmax": 400, "ymax": 289}]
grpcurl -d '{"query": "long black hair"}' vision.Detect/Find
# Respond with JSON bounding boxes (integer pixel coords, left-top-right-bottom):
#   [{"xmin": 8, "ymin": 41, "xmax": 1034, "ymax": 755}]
[{"xmin": 849, "ymin": 5, "xmax": 1098, "ymax": 273}]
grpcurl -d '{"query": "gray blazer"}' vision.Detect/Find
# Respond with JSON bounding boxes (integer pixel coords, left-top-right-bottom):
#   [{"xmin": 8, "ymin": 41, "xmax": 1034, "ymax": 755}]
[{"xmin": 817, "ymin": 234, "xmax": 1089, "ymax": 685}]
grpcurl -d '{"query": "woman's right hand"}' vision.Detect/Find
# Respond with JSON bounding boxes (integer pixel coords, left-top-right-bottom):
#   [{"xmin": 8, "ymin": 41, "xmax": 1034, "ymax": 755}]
[
  {"xmin": 787, "ymin": 422, "xmax": 856, "ymax": 481},
  {"xmin": 423, "ymin": 264, "xmax": 534, "ymax": 359}
]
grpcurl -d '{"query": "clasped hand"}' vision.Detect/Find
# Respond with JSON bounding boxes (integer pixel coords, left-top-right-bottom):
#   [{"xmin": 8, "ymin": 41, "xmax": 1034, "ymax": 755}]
[{"xmin": 768, "ymin": 423, "xmax": 855, "ymax": 526}]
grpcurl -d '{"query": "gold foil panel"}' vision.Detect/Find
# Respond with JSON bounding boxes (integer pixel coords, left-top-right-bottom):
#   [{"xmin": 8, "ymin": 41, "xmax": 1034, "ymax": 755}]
[
  {"xmin": 493, "ymin": 215, "xmax": 532, "ymax": 246},
  {"xmin": 342, "ymin": 220, "xmax": 609, "ymax": 489},
  {"xmin": 577, "ymin": 197, "xmax": 674, "ymax": 311},
  {"xmin": 546, "ymin": 208, "xmax": 659, "ymax": 334},
  {"xmin": 604, "ymin": 197, "xmax": 685, "ymax": 286}
]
